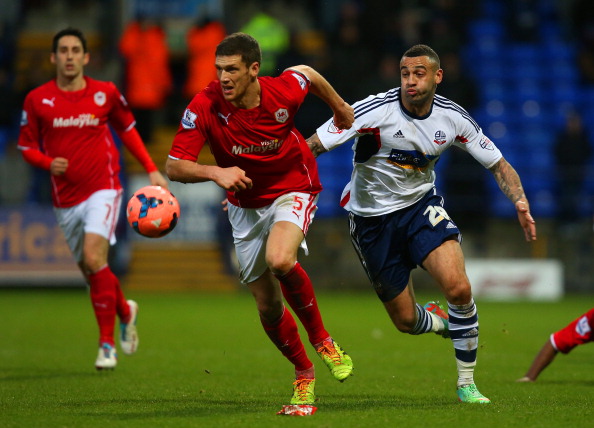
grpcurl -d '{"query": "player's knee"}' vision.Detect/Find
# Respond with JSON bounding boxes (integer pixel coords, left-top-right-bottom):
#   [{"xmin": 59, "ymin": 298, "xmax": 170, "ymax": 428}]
[
  {"xmin": 258, "ymin": 299, "xmax": 284, "ymax": 323},
  {"xmin": 445, "ymin": 281, "xmax": 472, "ymax": 306},
  {"xmin": 265, "ymin": 253, "xmax": 295, "ymax": 276},
  {"xmin": 81, "ymin": 252, "xmax": 107, "ymax": 274}
]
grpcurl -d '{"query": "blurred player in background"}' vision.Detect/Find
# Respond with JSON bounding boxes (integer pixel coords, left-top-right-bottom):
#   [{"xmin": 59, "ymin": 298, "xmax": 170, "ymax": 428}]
[
  {"xmin": 17, "ymin": 28, "xmax": 168, "ymax": 370},
  {"xmin": 517, "ymin": 308, "xmax": 594, "ymax": 382},
  {"xmin": 166, "ymin": 32, "xmax": 354, "ymax": 407},
  {"xmin": 307, "ymin": 44, "xmax": 537, "ymax": 404}
]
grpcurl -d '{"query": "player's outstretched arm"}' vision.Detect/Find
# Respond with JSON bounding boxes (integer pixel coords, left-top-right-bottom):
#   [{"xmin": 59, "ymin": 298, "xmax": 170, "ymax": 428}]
[
  {"xmin": 306, "ymin": 133, "xmax": 328, "ymax": 158},
  {"xmin": 516, "ymin": 339, "xmax": 558, "ymax": 382},
  {"xmin": 489, "ymin": 157, "xmax": 537, "ymax": 242},
  {"xmin": 148, "ymin": 170, "xmax": 169, "ymax": 189},
  {"xmin": 286, "ymin": 65, "xmax": 354, "ymax": 130},
  {"xmin": 166, "ymin": 157, "xmax": 252, "ymax": 192},
  {"xmin": 119, "ymin": 128, "xmax": 167, "ymax": 187}
]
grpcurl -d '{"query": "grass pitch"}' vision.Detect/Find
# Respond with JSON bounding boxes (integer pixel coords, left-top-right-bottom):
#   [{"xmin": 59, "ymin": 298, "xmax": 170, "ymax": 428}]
[{"xmin": 1, "ymin": 288, "xmax": 593, "ymax": 427}]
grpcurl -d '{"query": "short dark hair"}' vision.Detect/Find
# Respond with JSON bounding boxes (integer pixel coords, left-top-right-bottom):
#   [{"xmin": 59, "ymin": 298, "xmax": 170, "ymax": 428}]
[
  {"xmin": 402, "ymin": 44, "xmax": 440, "ymax": 69},
  {"xmin": 52, "ymin": 28, "xmax": 88, "ymax": 53},
  {"xmin": 215, "ymin": 32, "xmax": 261, "ymax": 67}
]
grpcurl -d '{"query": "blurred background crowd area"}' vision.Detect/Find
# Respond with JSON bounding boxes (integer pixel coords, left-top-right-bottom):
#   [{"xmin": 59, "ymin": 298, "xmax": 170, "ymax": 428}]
[{"xmin": 1, "ymin": 0, "xmax": 594, "ymax": 290}]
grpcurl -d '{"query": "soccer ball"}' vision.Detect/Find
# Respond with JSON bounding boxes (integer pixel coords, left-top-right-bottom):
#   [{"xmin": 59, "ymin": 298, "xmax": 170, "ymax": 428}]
[{"xmin": 126, "ymin": 186, "xmax": 180, "ymax": 238}]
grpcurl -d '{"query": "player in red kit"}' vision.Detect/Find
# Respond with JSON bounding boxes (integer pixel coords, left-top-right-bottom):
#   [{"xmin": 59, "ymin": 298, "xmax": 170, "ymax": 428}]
[
  {"xmin": 166, "ymin": 33, "xmax": 354, "ymax": 407},
  {"xmin": 517, "ymin": 308, "xmax": 594, "ymax": 382},
  {"xmin": 17, "ymin": 28, "xmax": 168, "ymax": 370}
]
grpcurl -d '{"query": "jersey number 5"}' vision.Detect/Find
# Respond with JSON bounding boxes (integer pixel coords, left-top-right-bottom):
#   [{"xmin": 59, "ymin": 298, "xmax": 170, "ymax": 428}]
[{"xmin": 423, "ymin": 205, "xmax": 450, "ymax": 227}]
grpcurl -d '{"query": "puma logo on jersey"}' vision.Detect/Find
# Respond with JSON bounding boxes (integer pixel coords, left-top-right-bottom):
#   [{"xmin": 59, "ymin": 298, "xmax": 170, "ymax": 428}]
[
  {"xmin": 42, "ymin": 97, "xmax": 55, "ymax": 107},
  {"xmin": 217, "ymin": 112, "xmax": 231, "ymax": 124}
]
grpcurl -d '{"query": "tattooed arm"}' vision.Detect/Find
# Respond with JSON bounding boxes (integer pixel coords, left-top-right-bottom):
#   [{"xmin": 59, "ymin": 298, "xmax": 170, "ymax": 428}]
[
  {"xmin": 489, "ymin": 157, "xmax": 537, "ymax": 241},
  {"xmin": 306, "ymin": 133, "xmax": 329, "ymax": 158}
]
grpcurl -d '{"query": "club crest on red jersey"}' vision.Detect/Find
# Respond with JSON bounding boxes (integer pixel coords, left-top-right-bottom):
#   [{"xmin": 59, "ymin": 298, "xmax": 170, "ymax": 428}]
[
  {"xmin": 94, "ymin": 91, "xmax": 106, "ymax": 106},
  {"xmin": 291, "ymin": 72, "xmax": 307, "ymax": 90},
  {"xmin": 275, "ymin": 108, "xmax": 289, "ymax": 123},
  {"xmin": 181, "ymin": 109, "xmax": 197, "ymax": 129}
]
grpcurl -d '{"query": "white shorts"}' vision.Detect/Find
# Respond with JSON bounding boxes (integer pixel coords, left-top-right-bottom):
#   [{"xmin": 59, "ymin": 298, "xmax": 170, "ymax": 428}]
[
  {"xmin": 54, "ymin": 189, "xmax": 123, "ymax": 262},
  {"xmin": 228, "ymin": 192, "xmax": 318, "ymax": 284}
]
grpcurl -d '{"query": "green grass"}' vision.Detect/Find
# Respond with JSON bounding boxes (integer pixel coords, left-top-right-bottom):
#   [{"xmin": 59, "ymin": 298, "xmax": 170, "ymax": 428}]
[{"xmin": 1, "ymin": 289, "xmax": 593, "ymax": 427}]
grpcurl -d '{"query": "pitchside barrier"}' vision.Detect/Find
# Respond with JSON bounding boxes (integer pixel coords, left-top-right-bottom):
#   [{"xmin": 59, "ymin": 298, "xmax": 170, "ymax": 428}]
[
  {"xmin": 0, "ymin": 175, "xmax": 565, "ymax": 299},
  {"xmin": 0, "ymin": 206, "xmax": 82, "ymax": 286},
  {"xmin": 465, "ymin": 259, "xmax": 563, "ymax": 301}
]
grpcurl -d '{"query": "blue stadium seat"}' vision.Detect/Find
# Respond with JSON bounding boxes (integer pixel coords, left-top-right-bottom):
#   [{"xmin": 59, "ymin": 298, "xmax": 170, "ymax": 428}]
[
  {"xmin": 467, "ymin": 19, "xmax": 505, "ymax": 39},
  {"xmin": 548, "ymin": 63, "xmax": 579, "ymax": 83},
  {"xmin": 544, "ymin": 41, "xmax": 577, "ymax": 61},
  {"xmin": 0, "ymin": 127, "xmax": 7, "ymax": 156},
  {"xmin": 491, "ymin": 191, "xmax": 516, "ymax": 217},
  {"xmin": 515, "ymin": 79, "xmax": 545, "ymax": 101},
  {"xmin": 508, "ymin": 44, "xmax": 542, "ymax": 63},
  {"xmin": 550, "ymin": 83, "xmax": 580, "ymax": 104},
  {"xmin": 481, "ymin": 0, "xmax": 505, "ymax": 19}
]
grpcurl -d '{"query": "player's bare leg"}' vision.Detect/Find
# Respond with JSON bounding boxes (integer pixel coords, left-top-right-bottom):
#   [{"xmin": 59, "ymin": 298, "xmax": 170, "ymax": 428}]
[
  {"xmin": 382, "ymin": 278, "xmax": 447, "ymax": 336},
  {"xmin": 249, "ymin": 272, "xmax": 316, "ymax": 403},
  {"xmin": 424, "ymin": 239, "xmax": 490, "ymax": 403},
  {"xmin": 267, "ymin": 221, "xmax": 353, "ymax": 381}
]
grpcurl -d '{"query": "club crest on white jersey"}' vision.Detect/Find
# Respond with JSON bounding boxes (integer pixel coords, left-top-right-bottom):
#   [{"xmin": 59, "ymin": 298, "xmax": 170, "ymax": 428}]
[
  {"xmin": 326, "ymin": 121, "xmax": 344, "ymax": 134},
  {"xmin": 479, "ymin": 136, "xmax": 495, "ymax": 150},
  {"xmin": 434, "ymin": 130, "xmax": 446, "ymax": 145}
]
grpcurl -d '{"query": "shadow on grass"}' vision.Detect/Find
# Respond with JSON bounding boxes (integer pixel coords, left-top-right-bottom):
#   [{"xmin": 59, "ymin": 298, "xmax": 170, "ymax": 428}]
[
  {"xmin": 67, "ymin": 392, "xmax": 455, "ymax": 420},
  {"xmin": 0, "ymin": 369, "xmax": 96, "ymax": 381},
  {"xmin": 534, "ymin": 379, "xmax": 594, "ymax": 387}
]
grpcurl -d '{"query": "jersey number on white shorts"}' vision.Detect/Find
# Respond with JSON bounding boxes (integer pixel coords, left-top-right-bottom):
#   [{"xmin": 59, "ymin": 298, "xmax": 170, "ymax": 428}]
[{"xmin": 292, "ymin": 195, "xmax": 304, "ymax": 219}]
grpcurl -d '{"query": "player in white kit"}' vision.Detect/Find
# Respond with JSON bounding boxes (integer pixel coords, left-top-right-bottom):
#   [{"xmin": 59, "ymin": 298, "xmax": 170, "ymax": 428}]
[{"xmin": 308, "ymin": 44, "xmax": 537, "ymax": 404}]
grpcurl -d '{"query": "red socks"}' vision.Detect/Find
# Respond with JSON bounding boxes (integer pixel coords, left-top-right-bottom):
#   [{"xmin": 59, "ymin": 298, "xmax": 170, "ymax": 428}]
[
  {"xmin": 275, "ymin": 262, "xmax": 329, "ymax": 346},
  {"xmin": 88, "ymin": 266, "xmax": 130, "ymax": 345},
  {"xmin": 260, "ymin": 307, "xmax": 312, "ymax": 372},
  {"xmin": 111, "ymin": 270, "xmax": 131, "ymax": 322}
]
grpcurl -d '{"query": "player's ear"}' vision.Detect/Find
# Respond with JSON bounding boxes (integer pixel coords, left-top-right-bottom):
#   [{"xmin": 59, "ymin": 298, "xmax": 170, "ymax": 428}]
[
  {"xmin": 83, "ymin": 52, "xmax": 90, "ymax": 66},
  {"xmin": 435, "ymin": 68, "xmax": 443, "ymax": 85},
  {"xmin": 50, "ymin": 52, "xmax": 56, "ymax": 65},
  {"xmin": 249, "ymin": 61, "xmax": 260, "ymax": 77}
]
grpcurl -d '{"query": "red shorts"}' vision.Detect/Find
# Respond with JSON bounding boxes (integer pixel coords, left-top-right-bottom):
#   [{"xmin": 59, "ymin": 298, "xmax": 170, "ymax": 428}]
[{"xmin": 550, "ymin": 308, "xmax": 594, "ymax": 354}]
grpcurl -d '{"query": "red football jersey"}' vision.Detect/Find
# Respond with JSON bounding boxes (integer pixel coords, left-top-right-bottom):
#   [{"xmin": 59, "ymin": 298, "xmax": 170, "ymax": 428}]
[
  {"xmin": 18, "ymin": 77, "xmax": 135, "ymax": 208},
  {"xmin": 168, "ymin": 70, "xmax": 322, "ymax": 208}
]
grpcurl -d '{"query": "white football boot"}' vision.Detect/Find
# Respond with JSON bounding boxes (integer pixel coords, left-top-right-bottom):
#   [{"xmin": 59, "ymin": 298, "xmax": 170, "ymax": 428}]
[{"xmin": 95, "ymin": 343, "xmax": 117, "ymax": 370}]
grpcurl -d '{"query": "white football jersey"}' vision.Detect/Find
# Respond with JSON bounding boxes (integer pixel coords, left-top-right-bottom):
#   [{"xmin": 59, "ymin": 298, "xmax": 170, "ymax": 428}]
[{"xmin": 316, "ymin": 88, "xmax": 502, "ymax": 216}]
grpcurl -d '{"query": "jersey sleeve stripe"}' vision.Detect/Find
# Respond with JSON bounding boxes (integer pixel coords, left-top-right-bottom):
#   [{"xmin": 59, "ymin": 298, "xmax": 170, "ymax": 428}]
[
  {"xmin": 353, "ymin": 88, "xmax": 400, "ymax": 118},
  {"xmin": 433, "ymin": 95, "xmax": 480, "ymax": 132}
]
